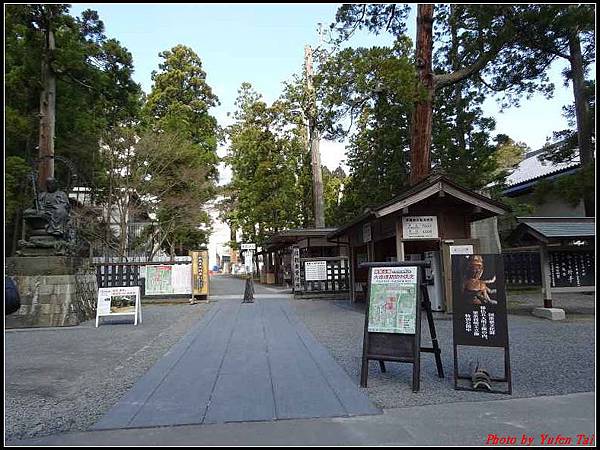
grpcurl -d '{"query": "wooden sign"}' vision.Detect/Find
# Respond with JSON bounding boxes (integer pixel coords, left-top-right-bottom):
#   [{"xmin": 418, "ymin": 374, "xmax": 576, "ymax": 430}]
[
  {"xmin": 360, "ymin": 262, "xmax": 444, "ymax": 392},
  {"xmin": 451, "ymin": 254, "xmax": 512, "ymax": 394},
  {"xmin": 96, "ymin": 286, "xmax": 142, "ymax": 327},
  {"xmin": 190, "ymin": 250, "xmax": 209, "ymax": 301}
]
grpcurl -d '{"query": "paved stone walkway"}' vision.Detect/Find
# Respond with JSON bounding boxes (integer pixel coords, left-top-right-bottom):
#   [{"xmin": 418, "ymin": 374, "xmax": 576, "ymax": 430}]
[{"xmin": 93, "ymin": 278, "xmax": 379, "ymax": 430}]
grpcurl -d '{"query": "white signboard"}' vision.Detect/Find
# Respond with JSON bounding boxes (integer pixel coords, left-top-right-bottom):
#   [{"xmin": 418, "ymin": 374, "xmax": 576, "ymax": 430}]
[
  {"xmin": 241, "ymin": 243, "xmax": 256, "ymax": 250},
  {"xmin": 96, "ymin": 286, "xmax": 142, "ymax": 327},
  {"xmin": 363, "ymin": 223, "xmax": 372, "ymax": 243},
  {"xmin": 402, "ymin": 216, "xmax": 439, "ymax": 239},
  {"xmin": 305, "ymin": 261, "xmax": 328, "ymax": 281},
  {"xmin": 449, "ymin": 245, "xmax": 474, "ymax": 255},
  {"xmin": 171, "ymin": 264, "xmax": 192, "ymax": 294}
]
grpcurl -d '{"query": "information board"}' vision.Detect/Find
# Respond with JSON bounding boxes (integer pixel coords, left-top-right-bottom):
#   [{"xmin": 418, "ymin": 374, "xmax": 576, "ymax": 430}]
[
  {"xmin": 451, "ymin": 254, "xmax": 508, "ymax": 347},
  {"xmin": 96, "ymin": 286, "xmax": 141, "ymax": 327},
  {"xmin": 304, "ymin": 261, "xmax": 328, "ymax": 281},
  {"xmin": 367, "ymin": 266, "xmax": 418, "ymax": 334},
  {"xmin": 549, "ymin": 250, "xmax": 594, "ymax": 288},
  {"xmin": 145, "ymin": 265, "xmax": 175, "ymax": 295},
  {"xmin": 359, "ymin": 262, "xmax": 445, "ymax": 393},
  {"xmin": 190, "ymin": 250, "xmax": 209, "ymax": 298},
  {"xmin": 451, "ymin": 254, "xmax": 512, "ymax": 394},
  {"xmin": 402, "ymin": 216, "xmax": 439, "ymax": 239}
]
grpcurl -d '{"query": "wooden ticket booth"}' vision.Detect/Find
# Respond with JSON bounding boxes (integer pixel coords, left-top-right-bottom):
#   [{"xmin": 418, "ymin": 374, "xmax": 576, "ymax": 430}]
[{"xmin": 328, "ymin": 175, "xmax": 509, "ymax": 312}]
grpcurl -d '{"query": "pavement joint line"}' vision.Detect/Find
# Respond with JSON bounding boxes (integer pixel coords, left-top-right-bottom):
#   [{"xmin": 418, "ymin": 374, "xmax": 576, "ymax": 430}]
[
  {"xmin": 200, "ymin": 301, "xmax": 242, "ymax": 425},
  {"xmin": 125, "ymin": 305, "xmax": 223, "ymax": 427},
  {"xmin": 260, "ymin": 298, "xmax": 280, "ymax": 421},
  {"xmin": 279, "ymin": 301, "xmax": 350, "ymax": 416}
]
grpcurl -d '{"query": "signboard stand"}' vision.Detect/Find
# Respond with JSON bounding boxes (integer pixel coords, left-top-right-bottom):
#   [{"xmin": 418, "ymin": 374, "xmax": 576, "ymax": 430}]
[
  {"xmin": 190, "ymin": 250, "xmax": 209, "ymax": 303},
  {"xmin": 359, "ymin": 261, "xmax": 443, "ymax": 392},
  {"xmin": 96, "ymin": 286, "xmax": 142, "ymax": 327},
  {"xmin": 451, "ymin": 254, "xmax": 512, "ymax": 395}
]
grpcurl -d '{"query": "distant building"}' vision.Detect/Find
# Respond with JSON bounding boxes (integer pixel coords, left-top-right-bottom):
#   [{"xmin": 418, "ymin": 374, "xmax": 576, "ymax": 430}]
[{"xmin": 502, "ymin": 147, "xmax": 583, "ymax": 217}]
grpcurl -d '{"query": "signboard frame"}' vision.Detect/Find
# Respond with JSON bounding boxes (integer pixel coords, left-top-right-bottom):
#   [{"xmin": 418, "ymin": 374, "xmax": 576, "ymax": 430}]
[
  {"xmin": 451, "ymin": 253, "xmax": 512, "ymax": 395},
  {"xmin": 96, "ymin": 286, "xmax": 142, "ymax": 327},
  {"xmin": 359, "ymin": 261, "xmax": 444, "ymax": 392}
]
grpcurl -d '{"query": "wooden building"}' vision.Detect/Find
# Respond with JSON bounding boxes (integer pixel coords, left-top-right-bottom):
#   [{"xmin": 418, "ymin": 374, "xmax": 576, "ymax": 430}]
[
  {"xmin": 258, "ymin": 228, "xmax": 343, "ymax": 283},
  {"xmin": 508, "ymin": 217, "xmax": 595, "ymax": 308},
  {"xmin": 327, "ymin": 175, "xmax": 510, "ymax": 312}
]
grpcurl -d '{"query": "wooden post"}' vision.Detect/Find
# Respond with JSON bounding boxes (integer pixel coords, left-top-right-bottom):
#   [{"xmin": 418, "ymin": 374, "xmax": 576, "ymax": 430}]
[
  {"xmin": 540, "ymin": 245, "xmax": 553, "ymax": 308},
  {"xmin": 409, "ymin": 4, "xmax": 435, "ymax": 186}
]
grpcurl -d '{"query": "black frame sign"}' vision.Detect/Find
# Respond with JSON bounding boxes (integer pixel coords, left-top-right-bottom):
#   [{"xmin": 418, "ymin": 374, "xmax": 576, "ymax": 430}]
[
  {"xmin": 451, "ymin": 254, "xmax": 512, "ymax": 394},
  {"xmin": 360, "ymin": 262, "xmax": 423, "ymax": 392}
]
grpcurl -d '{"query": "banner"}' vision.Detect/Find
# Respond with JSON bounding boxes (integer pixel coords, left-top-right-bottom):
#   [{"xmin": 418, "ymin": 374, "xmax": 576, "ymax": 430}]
[{"xmin": 367, "ymin": 266, "xmax": 418, "ymax": 334}]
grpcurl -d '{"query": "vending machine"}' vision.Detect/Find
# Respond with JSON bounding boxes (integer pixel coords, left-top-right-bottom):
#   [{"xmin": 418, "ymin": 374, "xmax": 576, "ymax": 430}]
[{"xmin": 423, "ymin": 251, "xmax": 444, "ymax": 311}]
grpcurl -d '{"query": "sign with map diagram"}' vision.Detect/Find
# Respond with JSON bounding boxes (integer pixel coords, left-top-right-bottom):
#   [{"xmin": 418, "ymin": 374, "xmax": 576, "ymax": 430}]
[
  {"xmin": 145, "ymin": 265, "xmax": 174, "ymax": 295},
  {"xmin": 368, "ymin": 266, "xmax": 418, "ymax": 334}
]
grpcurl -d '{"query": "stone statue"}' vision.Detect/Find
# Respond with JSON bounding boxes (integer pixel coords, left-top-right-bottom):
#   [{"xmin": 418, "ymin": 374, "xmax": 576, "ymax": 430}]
[
  {"xmin": 18, "ymin": 177, "xmax": 75, "ymax": 256},
  {"xmin": 38, "ymin": 177, "xmax": 72, "ymax": 238}
]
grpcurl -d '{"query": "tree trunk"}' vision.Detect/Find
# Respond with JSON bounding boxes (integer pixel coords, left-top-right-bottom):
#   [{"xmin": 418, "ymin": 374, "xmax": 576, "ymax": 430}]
[
  {"xmin": 568, "ymin": 31, "xmax": 594, "ymax": 217},
  {"xmin": 305, "ymin": 45, "xmax": 325, "ymax": 227},
  {"xmin": 410, "ymin": 4, "xmax": 435, "ymax": 186},
  {"xmin": 38, "ymin": 28, "xmax": 56, "ymax": 192}
]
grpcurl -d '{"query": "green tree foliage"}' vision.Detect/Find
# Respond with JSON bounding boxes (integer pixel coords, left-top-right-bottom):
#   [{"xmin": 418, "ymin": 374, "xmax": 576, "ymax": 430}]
[
  {"xmin": 141, "ymin": 45, "xmax": 221, "ymax": 253},
  {"xmin": 315, "ymin": 42, "xmax": 415, "ymax": 222},
  {"xmin": 5, "ymin": 4, "xmax": 142, "ymax": 254},
  {"xmin": 322, "ymin": 166, "xmax": 348, "ymax": 227},
  {"xmin": 5, "ymin": 5, "xmax": 142, "ymax": 180},
  {"xmin": 225, "ymin": 83, "xmax": 309, "ymax": 245}
]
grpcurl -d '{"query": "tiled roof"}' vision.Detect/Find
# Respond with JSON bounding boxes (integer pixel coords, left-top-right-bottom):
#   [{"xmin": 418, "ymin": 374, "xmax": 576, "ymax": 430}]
[
  {"xmin": 518, "ymin": 217, "xmax": 595, "ymax": 239},
  {"xmin": 505, "ymin": 148, "xmax": 580, "ymax": 187}
]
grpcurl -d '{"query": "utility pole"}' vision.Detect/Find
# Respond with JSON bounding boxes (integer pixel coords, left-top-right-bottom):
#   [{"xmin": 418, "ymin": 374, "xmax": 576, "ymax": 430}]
[
  {"xmin": 38, "ymin": 15, "xmax": 56, "ymax": 192},
  {"xmin": 304, "ymin": 44, "xmax": 325, "ymax": 228}
]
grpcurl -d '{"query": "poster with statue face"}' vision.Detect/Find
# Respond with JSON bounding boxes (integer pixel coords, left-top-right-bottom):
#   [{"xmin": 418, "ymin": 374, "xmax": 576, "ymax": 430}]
[{"xmin": 451, "ymin": 254, "xmax": 509, "ymax": 347}]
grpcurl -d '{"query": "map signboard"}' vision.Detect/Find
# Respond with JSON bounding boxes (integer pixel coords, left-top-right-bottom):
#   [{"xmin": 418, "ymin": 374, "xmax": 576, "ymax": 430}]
[
  {"xmin": 145, "ymin": 265, "xmax": 174, "ymax": 295},
  {"xmin": 367, "ymin": 266, "xmax": 418, "ymax": 334}
]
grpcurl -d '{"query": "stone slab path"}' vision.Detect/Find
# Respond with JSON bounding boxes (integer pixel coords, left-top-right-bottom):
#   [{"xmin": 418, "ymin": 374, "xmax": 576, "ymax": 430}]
[{"xmin": 93, "ymin": 278, "xmax": 379, "ymax": 429}]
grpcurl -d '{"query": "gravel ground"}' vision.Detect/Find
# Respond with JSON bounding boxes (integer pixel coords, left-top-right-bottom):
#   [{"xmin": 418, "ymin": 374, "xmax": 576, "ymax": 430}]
[
  {"xmin": 292, "ymin": 294, "xmax": 595, "ymax": 410},
  {"xmin": 4, "ymin": 302, "xmax": 212, "ymax": 442}
]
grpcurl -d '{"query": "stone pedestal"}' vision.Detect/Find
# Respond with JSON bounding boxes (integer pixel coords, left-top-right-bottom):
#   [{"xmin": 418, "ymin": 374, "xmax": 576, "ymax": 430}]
[
  {"xmin": 5, "ymin": 257, "xmax": 97, "ymax": 328},
  {"xmin": 532, "ymin": 307, "xmax": 566, "ymax": 321}
]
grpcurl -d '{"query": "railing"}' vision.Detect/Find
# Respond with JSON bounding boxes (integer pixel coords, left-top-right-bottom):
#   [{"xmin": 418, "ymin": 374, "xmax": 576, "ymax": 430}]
[{"xmin": 296, "ymin": 257, "xmax": 350, "ymax": 294}]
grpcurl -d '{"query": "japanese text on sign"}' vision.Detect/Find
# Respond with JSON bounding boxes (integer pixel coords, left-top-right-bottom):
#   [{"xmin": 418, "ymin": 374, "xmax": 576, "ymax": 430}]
[
  {"xmin": 368, "ymin": 266, "xmax": 418, "ymax": 334},
  {"xmin": 402, "ymin": 216, "xmax": 439, "ymax": 239}
]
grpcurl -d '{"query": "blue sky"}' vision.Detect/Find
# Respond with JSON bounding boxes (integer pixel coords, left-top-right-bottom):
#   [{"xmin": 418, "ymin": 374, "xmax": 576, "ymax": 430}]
[{"xmin": 69, "ymin": 3, "xmax": 586, "ymax": 173}]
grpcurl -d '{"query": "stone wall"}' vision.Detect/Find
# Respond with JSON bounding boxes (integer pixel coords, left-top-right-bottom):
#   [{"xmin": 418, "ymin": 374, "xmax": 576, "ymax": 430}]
[{"xmin": 5, "ymin": 257, "xmax": 98, "ymax": 328}]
